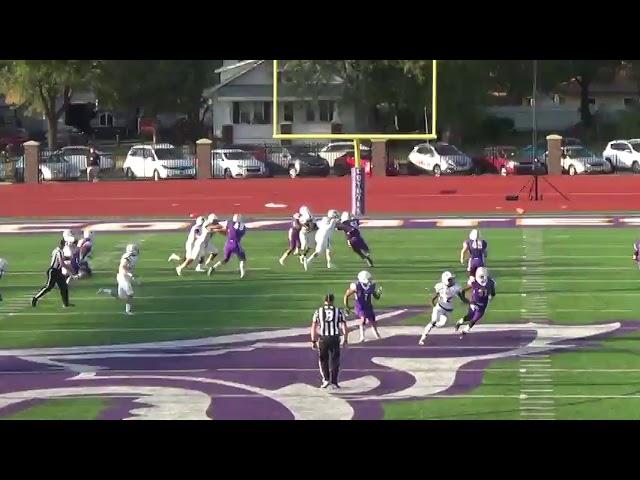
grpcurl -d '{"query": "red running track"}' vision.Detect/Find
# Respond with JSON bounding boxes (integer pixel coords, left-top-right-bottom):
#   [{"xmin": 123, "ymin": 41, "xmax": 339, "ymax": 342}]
[{"xmin": 1, "ymin": 175, "xmax": 639, "ymax": 217}]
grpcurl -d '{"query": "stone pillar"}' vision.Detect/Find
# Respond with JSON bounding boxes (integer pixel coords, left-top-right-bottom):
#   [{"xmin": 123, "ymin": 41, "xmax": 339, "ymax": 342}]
[
  {"xmin": 23, "ymin": 140, "xmax": 41, "ymax": 184},
  {"xmin": 371, "ymin": 140, "xmax": 387, "ymax": 176},
  {"xmin": 546, "ymin": 134, "xmax": 562, "ymax": 175},
  {"xmin": 196, "ymin": 138, "xmax": 213, "ymax": 179}
]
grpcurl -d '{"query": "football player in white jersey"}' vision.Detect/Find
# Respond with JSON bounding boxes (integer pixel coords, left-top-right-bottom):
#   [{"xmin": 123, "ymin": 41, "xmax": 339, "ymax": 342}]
[
  {"xmin": 298, "ymin": 205, "xmax": 318, "ymax": 264},
  {"xmin": 176, "ymin": 214, "xmax": 222, "ymax": 276},
  {"xmin": 97, "ymin": 244, "xmax": 140, "ymax": 315},
  {"xmin": 418, "ymin": 271, "xmax": 469, "ymax": 345},
  {"xmin": 303, "ymin": 209, "xmax": 340, "ymax": 271},
  {"xmin": 168, "ymin": 215, "xmax": 205, "ymax": 267}
]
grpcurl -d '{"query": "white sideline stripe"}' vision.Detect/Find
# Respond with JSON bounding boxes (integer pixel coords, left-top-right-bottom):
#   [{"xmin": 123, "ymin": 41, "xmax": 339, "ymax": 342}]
[{"xmin": 216, "ymin": 368, "xmax": 640, "ymax": 374}]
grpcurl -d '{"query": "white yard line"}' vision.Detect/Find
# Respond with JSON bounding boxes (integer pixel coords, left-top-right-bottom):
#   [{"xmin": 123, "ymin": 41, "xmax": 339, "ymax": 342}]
[{"xmin": 520, "ymin": 229, "xmax": 555, "ymax": 420}]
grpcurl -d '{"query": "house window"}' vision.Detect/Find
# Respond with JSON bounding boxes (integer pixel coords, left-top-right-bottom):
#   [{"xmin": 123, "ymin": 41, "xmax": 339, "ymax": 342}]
[
  {"xmin": 305, "ymin": 102, "xmax": 316, "ymax": 122},
  {"xmin": 624, "ymin": 98, "xmax": 638, "ymax": 107},
  {"xmin": 588, "ymin": 98, "xmax": 596, "ymax": 105},
  {"xmin": 99, "ymin": 112, "xmax": 114, "ymax": 127},
  {"xmin": 283, "ymin": 102, "xmax": 293, "ymax": 123},
  {"xmin": 319, "ymin": 101, "xmax": 335, "ymax": 122},
  {"xmin": 231, "ymin": 102, "xmax": 272, "ymax": 125}
]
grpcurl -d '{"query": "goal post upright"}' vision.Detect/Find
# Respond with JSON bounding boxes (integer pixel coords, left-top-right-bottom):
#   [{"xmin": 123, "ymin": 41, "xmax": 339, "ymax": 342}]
[{"xmin": 272, "ymin": 60, "xmax": 439, "ymax": 215}]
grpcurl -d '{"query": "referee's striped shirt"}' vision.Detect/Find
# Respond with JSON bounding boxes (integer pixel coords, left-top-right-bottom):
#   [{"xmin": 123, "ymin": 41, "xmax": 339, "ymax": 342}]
[
  {"xmin": 313, "ymin": 305, "xmax": 345, "ymax": 337},
  {"xmin": 50, "ymin": 247, "xmax": 64, "ymax": 270}
]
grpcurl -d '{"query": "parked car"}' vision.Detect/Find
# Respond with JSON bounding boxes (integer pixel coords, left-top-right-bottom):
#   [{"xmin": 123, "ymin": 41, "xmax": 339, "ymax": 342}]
[
  {"xmin": 558, "ymin": 146, "xmax": 611, "ymax": 175},
  {"xmin": 318, "ymin": 142, "xmax": 371, "ymax": 167},
  {"xmin": 475, "ymin": 146, "xmax": 546, "ymax": 175},
  {"xmin": 123, "ymin": 144, "xmax": 196, "ymax": 181},
  {"xmin": 522, "ymin": 137, "xmax": 583, "ymax": 159},
  {"xmin": 602, "ymin": 139, "xmax": 640, "ymax": 173},
  {"xmin": 212, "ymin": 149, "xmax": 268, "ymax": 179},
  {"xmin": 58, "ymin": 146, "xmax": 115, "ymax": 172},
  {"xmin": 0, "ymin": 126, "xmax": 28, "ymax": 150},
  {"xmin": 407, "ymin": 142, "xmax": 473, "ymax": 176},
  {"xmin": 475, "ymin": 146, "xmax": 520, "ymax": 175},
  {"xmin": 333, "ymin": 150, "xmax": 372, "ymax": 177},
  {"xmin": 285, "ymin": 145, "xmax": 330, "ymax": 178},
  {"xmin": 38, "ymin": 151, "xmax": 81, "ymax": 181}
]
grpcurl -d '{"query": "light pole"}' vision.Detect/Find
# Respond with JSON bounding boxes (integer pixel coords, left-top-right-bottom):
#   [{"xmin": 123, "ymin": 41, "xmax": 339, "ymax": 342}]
[{"xmin": 532, "ymin": 59, "xmax": 538, "ymax": 160}]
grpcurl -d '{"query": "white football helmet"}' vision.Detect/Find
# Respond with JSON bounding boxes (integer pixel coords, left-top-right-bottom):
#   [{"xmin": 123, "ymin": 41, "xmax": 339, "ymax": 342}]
[
  {"xmin": 62, "ymin": 229, "xmax": 75, "ymax": 243},
  {"xmin": 358, "ymin": 270, "xmax": 372, "ymax": 285},
  {"xmin": 232, "ymin": 213, "xmax": 242, "ymax": 223},
  {"xmin": 195, "ymin": 216, "xmax": 205, "ymax": 226},
  {"xmin": 292, "ymin": 212, "xmax": 301, "ymax": 220},
  {"xmin": 475, "ymin": 267, "xmax": 489, "ymax": 286},
  {"xmin": 299, "ymin": 205, "xmax": 310, "ymax": 216},
  {"xmin": 207, "ymin": 214, "xmax": 218, "ymax": 224},
  {"xmin": 441, "ymin": 271, "xmax": 456, "ymax": 286},
  {"xmin": 0, "ymin": 258, "xmax": 7, "ymax": 272},
  {"xmin": 126, "ymin": 244, "xmax": 140, "ymax": 256},
  {"xmin": 340, "ymin": 211, "xmax": 350, "ymax": 222},
  {"xmin": 469, "ymin": 229, "xmax": 479, "ymax": 241},
  {"xmin": 327, "ymin": 209, "xmax": 339, "ymax": 219},
  {"xmin": 83, "ymin": 230, "xmax": 94, "ymax": 240}
]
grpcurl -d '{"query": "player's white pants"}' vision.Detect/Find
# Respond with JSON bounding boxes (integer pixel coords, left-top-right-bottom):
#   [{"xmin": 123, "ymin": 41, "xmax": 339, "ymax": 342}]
[
  {"xmin": 314, "ymin": 233, "xmax": 333, "ymax": 254},
  {"xmin": 431, "ymin": 304, "xmax": 453, "ymax": 328},
  {"xmin": 116, "ymin": 273, "xmax": 134, "ymax": 299},
  {"xmin": 301, "ymin": 230, "xmax": 314, "ymax": 251}
]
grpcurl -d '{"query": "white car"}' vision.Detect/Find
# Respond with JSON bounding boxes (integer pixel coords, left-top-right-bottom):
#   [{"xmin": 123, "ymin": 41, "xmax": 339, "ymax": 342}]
[
  {"xmin": 212, "ymin": 149, "xmax": 267, "ymax": 179},
  {"xmin": 39, "ymin": 151, "xmax": 81, "ymax": 181},
  {"xmin": 407, "ymin": 142, "xmax": 473, "ymax": 176},
  {"xmin": 59, "ymin": 146, "xmax": 115, "ymax": 171},
  {"xmin": 602, "ymin": 139, "xmax": 640, "ymax": 173},
  {"xmin": 559, "ymin": 146, "xmax": 611, "ymax": 175},
  {"xmin": 317, "ymin": 142, "xmax": 370, "ymax": 167},
  {"xmin": 123, "ymin": 144, "xmax": 196, "ymax": 181}
]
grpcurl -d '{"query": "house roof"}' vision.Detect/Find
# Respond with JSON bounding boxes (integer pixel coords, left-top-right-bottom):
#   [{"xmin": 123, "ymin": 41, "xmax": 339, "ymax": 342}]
[{"xmin": 204, "ymin": 60, "xmax": 344, "ymax": 100}]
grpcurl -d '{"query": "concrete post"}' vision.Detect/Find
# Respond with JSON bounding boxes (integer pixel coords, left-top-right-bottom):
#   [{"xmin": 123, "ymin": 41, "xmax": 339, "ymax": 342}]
[
  {"xmin": 546, "ymin": 134, "xmax": 563, "ymax": 175},
  {"xmin": 23, "ymin": 141, "xmax": 41, "ymax": 184},
  {"xmin": 196, "ymin": 138, "xmax": 213, "ymax": 179},
  {"xmin": 371, "ymin": 140, "xmax": 387, "ymax": 176}
]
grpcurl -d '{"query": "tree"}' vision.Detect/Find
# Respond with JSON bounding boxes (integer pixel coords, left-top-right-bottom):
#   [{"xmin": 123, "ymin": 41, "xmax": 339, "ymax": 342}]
[
  {"xmin": 0, "ymin": 60, "xmax": 97, "ymax": 148},
  {"xmin": 94, "ymin": 60, "xmax": 221, "ymax": 140},
  {"xmin": 283, "ymin": 60, "xmax": 494, "ymax": 142}
]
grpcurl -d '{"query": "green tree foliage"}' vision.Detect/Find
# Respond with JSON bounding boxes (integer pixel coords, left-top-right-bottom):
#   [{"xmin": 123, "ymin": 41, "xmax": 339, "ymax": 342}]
[{"xmin": 0, "ymin": 60, "xmax": 97, "ymax": 148}]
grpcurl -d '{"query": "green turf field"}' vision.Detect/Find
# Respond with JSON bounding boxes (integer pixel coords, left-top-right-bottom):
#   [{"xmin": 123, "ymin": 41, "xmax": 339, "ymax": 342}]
[{"xmin": 0, "ymin": 226, "xmax": 638, "ymax": 419}]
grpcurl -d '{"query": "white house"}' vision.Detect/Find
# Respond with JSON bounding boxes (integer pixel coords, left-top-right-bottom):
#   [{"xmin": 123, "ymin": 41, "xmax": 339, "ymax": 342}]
[{"xmin": 204, "ymin": 60, "xmax": 367, "ymax": 145}]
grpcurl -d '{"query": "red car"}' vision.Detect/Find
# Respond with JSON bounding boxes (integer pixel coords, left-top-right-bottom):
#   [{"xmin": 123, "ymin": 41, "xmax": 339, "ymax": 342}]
[
  {"xmin": 333, "ymin": 150, "xmax": 400, "ymax": 177},
  {"xmin": 0, "ymin": 127, "xmax": 28, "ymax": 151},
  {"xmin": 474, "ymin": 146, "xmax": 520, "ymax": 175}
]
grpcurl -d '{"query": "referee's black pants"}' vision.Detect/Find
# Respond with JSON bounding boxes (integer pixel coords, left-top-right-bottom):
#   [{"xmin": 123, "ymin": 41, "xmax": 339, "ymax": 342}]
[
  {"xmin": 318, "ymin": 336, "xmax": 341, "ymax": 385},
  {"xmin": 34, "ymin": 267, "xmax": 70, "ymax": 306}
]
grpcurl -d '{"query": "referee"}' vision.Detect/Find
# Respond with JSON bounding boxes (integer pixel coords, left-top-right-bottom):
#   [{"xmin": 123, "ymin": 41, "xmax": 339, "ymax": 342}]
[
  {"xmin": 311, "ymin": 293, "xmax": 348, "ymax": 389},
  {"xmin": 31, "ymin": 239, "xmax": 74, "ymax": 308}
]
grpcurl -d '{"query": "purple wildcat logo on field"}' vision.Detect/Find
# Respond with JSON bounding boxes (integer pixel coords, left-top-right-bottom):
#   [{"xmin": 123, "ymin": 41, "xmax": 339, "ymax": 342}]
[{"xmin": 0, "ymin": 310, "xmax": 634, "ymax": 420}]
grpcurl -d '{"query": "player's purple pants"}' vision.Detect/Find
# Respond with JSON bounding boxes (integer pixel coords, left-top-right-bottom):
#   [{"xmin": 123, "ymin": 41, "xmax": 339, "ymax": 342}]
[
  {"xmin": 223, "ymin": 243, "xmax": 246, "ymax": 263},
  {"xmin": 288, "ymin": 229, "xmax": 301, "ymax": 251},
  {"xmin": 349, "ymin": 234, "xmax": 369, "ymax": 254},
  {"xmin": 467, "ymin": 304, "xmax": 487, "ymax": 324},
  {"xmin": 356, "ymin": 305, "xmax": 376, "ymax": 324},
  {"xmin": 468, "ymin": 257, "xmax": 484, "ymax": 276}
]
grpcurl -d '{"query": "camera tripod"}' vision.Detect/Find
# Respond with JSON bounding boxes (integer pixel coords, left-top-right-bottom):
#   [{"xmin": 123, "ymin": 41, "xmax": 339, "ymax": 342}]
[{"xmin": 511, "ymin": 174, "xmax": 570, "ymax": 202}]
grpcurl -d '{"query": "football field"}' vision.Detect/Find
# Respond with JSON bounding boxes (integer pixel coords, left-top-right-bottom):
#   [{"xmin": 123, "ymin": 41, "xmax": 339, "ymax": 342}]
[{"xmin": 0, "ymin": 221, "xmax": 639, "ymax": 420}]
